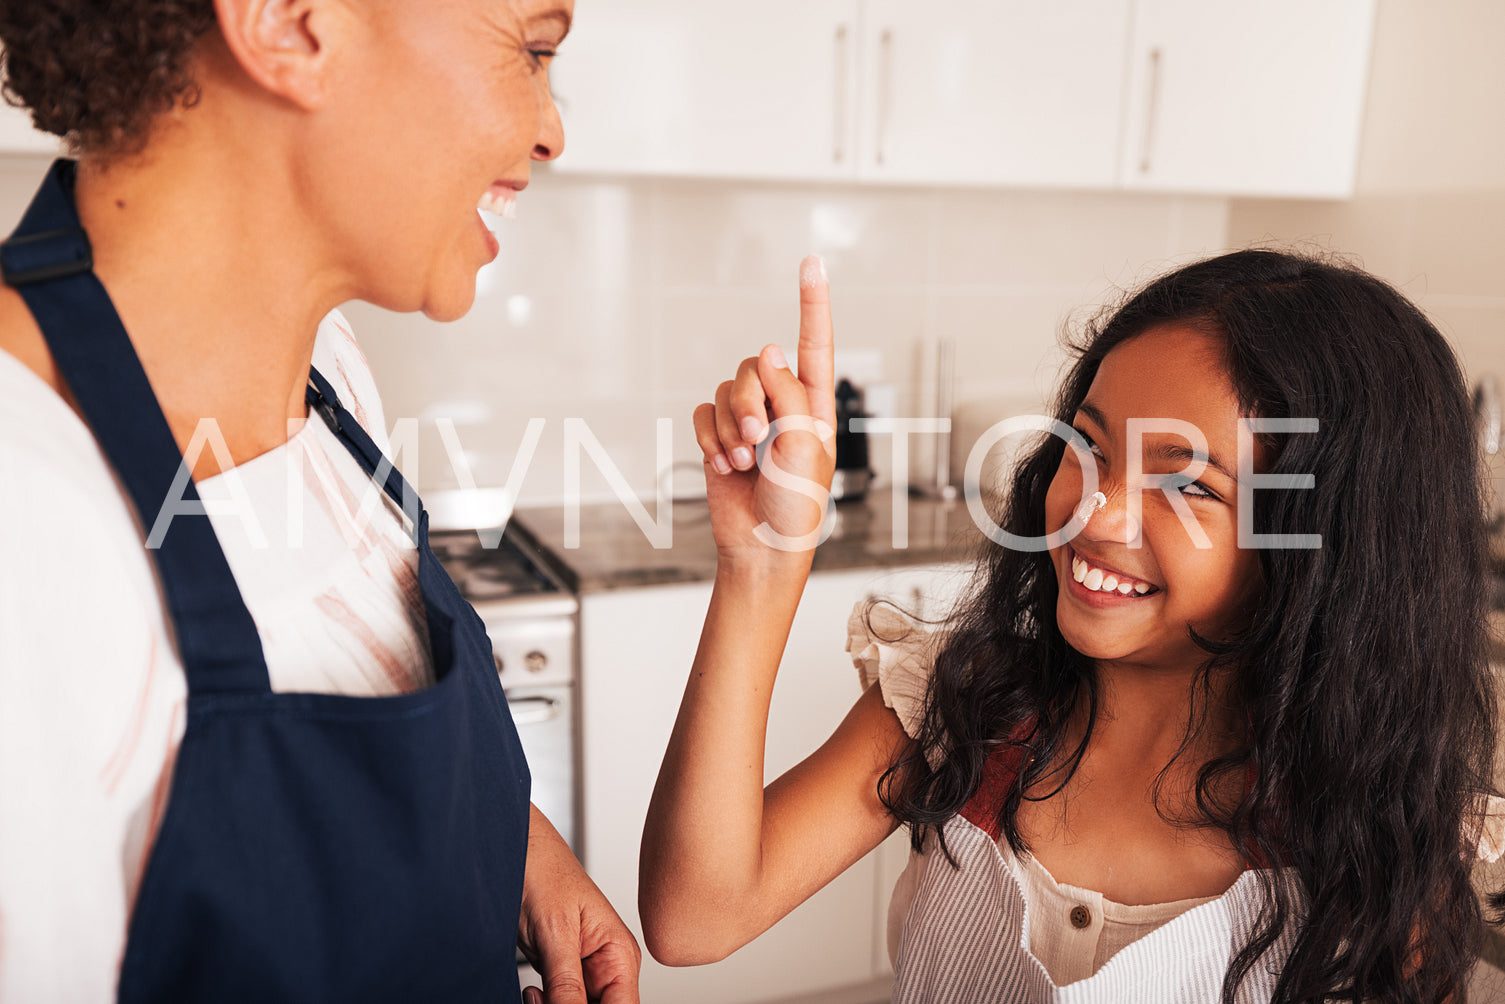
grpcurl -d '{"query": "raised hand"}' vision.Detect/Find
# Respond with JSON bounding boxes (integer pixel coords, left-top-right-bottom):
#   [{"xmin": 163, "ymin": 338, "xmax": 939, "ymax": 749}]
[
  {"xmin": 643, "ymin": 259, "xmax": 910, "ymax": 968},
  {"xmin": 692, "ymin": 255, "xmax": 837, "ymax": 560}
]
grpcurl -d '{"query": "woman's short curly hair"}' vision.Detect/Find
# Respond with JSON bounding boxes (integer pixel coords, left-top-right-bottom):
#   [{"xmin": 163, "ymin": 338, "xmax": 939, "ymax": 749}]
[{"xmin": 0, "ymin": 1, "xmax": 218, "ymax": 156}]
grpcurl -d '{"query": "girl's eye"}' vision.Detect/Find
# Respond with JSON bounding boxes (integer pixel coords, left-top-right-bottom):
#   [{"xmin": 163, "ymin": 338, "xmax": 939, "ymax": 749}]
[
  {"xmin": 528, "ymin": 49, "xmax": 557, "ymax": 67},
  {"xmin": 1072, "ymin": 426, "xmax": 1106, "ymax": 460},
  {"xmin": 1166, "ymin": 476, "xmax": 1217, "ymax": 500}
]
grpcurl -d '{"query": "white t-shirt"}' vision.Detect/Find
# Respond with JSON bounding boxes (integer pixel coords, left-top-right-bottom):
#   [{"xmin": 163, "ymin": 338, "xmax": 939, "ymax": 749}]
[{"xmin": 0, "ymin": 309, "xmax": 434, "ymax": 1002}]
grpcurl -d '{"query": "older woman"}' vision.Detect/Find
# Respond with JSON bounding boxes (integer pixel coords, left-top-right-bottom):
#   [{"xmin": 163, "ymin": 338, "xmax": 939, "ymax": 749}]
[{"xmin": 0, "ymin": 1, "xmax": 639, "ymax": 1001}]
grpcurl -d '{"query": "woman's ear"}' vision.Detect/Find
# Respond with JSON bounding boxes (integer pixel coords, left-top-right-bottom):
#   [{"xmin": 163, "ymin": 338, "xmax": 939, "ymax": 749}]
[{"xmin": 212, "ymin": 0, "xmax": 335, "ymax": 110}]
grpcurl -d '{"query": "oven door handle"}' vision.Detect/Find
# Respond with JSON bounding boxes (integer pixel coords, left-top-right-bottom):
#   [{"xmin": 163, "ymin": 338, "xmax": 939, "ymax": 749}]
[{"xmin": 507, "ymin": 695, "xmax": 564, "ymax": 726}]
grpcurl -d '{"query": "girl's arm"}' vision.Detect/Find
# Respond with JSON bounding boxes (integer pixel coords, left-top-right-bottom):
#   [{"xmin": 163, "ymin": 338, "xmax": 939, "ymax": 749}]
[{"xmin": 639, "ymin": 258, "xmax": 906, "ymax": 965}]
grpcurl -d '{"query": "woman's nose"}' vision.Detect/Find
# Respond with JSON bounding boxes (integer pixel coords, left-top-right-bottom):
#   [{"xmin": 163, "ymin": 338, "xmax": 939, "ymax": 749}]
[
  {"xmin": 533, "ymin": 87, "xmax": 566, "ymax": 162},
  {"xmin": 1078, "ymin": 481, "xmax": 1142, "ymax": 546}
]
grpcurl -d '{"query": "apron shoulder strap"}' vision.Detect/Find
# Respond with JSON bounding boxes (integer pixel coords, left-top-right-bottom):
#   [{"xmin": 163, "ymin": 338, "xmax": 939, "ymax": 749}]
[
  {"xmin": 3, "ymin": 160, "xmax": 271, "ymax": 696},
  {"xmin": 305, "ymin": 367, "xmax": 423, "ymax": 542}
]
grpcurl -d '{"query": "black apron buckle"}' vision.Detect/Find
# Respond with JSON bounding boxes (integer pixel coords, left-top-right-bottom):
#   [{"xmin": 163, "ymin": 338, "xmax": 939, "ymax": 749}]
[{"xmin": 1, "ymin": 226, "xmax": 94, "ymax": 286}]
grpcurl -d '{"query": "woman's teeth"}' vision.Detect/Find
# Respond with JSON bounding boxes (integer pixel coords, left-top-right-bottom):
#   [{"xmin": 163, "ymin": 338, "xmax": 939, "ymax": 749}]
[
  {"xmin": 478, "ymin": 189, "xmax": 517, "ymax": 220},
  {"xmin": 1071, "ymin": 553, "xmax": 1154, "ymax": 596}
]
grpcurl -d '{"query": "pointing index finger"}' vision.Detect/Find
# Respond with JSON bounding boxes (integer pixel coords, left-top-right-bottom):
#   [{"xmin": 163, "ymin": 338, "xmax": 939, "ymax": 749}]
[{"xmin": 797, "ymin": 254, "xmax": 836, "ymax": 429}]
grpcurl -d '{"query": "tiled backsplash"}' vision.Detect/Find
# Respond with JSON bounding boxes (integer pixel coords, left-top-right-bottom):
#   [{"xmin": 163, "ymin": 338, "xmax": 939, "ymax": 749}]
[
  {"xmin": 340, "ymin": 173, "xmax": 1227, "ymax": 503},
  {"xmin": 0, "ymin": 156, "xmax": 1228, "ymax": 504}
]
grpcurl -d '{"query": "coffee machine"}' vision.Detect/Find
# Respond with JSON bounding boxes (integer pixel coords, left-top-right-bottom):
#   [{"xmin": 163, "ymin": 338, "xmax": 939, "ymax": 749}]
[{"xmin": 832, "ymin": 378, "xmax": 872, "ymax": 502}]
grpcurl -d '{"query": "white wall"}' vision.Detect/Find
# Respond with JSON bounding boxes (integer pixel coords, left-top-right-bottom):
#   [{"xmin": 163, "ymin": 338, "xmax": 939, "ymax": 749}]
[
  {"xmin": 0, "ymin": 145, "xmax": 1232, "ymax": 508},
  {"xmin": 0, "ymin": 155, "xmax": 50, "ymax": 233},
  {"xmin": 340, "ymin": 177, "xmax": 1226, "ymax": 503},
  {"xmin": 0, "ymin": 153, "xmax": 1227, "ymax": 504}
]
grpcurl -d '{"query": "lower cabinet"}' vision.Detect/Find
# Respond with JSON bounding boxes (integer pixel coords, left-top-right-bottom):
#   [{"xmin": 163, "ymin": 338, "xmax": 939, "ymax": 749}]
[{"xmin": 580, "ymin": 563, "xmax": 966, "ymax": 1003}]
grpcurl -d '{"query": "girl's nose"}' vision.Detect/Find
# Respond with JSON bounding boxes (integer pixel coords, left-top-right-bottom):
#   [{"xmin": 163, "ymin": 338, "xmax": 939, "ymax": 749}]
[{"xmin": 1078, "ymin": 482, "xmax": 1142, "ymax": 546}]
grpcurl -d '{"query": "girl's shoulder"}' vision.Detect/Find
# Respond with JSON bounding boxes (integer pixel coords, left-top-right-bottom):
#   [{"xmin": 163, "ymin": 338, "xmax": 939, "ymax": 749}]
[{"xmin": 846, "ymin": 600, "xmax": 948, "ymax": 745}]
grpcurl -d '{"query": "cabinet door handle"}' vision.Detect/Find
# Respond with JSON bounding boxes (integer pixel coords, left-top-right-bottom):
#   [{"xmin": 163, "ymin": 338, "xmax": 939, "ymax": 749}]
[
  {"xmin": 876, "ymin": 28, "xmax": 894, "ymax": 166},
  {"xmin": 1138, "ymin": 47, "xmax": 1163, "ymax": 174},
  {"xmin": 833, "ymin": 23, "xmax": 851, "ymax": 164}
]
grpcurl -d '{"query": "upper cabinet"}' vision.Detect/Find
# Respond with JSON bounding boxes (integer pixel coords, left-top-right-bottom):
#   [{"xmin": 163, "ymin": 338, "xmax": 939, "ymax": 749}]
[
  {"xmin": 855, "ymin": 1, "xmax": 1130, "ymax": 189},
  {"xmin": 1119, "ymin": 0, "xmax": 1376, "ymax": 198},
  {"xmin": 548, "ymin": 0, "xmax": 861, "ymax": 182},
  {"xmin": 550, "ymin": 0, "xmax": 1377, "ymax": 198}
]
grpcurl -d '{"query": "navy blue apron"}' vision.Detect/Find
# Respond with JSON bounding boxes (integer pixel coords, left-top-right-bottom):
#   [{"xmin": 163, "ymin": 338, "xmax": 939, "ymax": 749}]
[{"xmin": 2, "ymin": 160, "xmax": 531, "ymax": 1004}]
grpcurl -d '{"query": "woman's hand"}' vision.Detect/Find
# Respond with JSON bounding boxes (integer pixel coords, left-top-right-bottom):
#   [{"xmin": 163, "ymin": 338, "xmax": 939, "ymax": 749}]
[
  {"xmin": 693, "ymin": 255, "xmax": 836, "ymax": 564},
  {"xmin": 518, "ymin": 803, "xmax": 641, "ymax": 1004}
]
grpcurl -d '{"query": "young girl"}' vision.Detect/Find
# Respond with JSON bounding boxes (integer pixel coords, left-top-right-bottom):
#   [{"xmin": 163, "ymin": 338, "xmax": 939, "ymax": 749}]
[{"xmin": 643, "ymin": 250, "xmax": 1504, "ymax": 1002}]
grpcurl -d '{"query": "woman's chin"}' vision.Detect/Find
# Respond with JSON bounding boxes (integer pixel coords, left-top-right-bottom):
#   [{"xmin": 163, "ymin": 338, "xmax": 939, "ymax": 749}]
[
  {"xmin": 418, "ymin": 280, "xmax": 479, "ymax": 323},
  {"xmin": 420, "ymin": 301, "xmax": 473, "ymax": 324}
]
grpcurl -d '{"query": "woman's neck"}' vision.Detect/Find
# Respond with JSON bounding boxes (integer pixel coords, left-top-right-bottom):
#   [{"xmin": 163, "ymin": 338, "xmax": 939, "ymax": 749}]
[{"xmin": 69, "ymin": 121, "xmax": 357, "ymax": 477}]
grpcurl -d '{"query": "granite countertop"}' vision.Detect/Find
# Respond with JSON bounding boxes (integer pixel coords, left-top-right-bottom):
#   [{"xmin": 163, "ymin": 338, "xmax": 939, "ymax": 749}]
[
  {"xmin": 511, "ymin": 490, "xmax": 984, "ymax": 593},
  {"xmin": 510, "ymin": 494, "xmax": 1505, "ymax": 661}
]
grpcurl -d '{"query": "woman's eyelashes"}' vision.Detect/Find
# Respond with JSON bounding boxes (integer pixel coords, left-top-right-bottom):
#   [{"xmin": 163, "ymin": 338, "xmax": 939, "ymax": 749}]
[
  {"xmin": 526, "ymin": 42, "xmax": 560, "ymax": 69},
  {"xmin": 1071, "ymin": 427, "xmax": 1221, "ymax": 501}
]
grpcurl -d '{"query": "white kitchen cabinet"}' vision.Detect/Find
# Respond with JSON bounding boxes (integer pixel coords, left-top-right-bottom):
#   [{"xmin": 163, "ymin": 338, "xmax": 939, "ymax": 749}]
[
  {"xmin": 855, "ymin": 1, "xmax": 1130, "ymax": 188},
  {"xmin": 551, "ymin": 2, "xmax": 1377, "ymax": 199},
  {"xmin": 1118, "ymin": 0, "xmax": 1376, "ymax": 198},
  {"xmin": 549, "ymin": 0, "xmax": 861, "ymax": 182},
  {"xmin": 550, "ymin": 0, "xmax": 1129, "ymax": 190},
  {"xmin": 580, "ymin": 562, "xmax": 965, "ymax": 1003}
]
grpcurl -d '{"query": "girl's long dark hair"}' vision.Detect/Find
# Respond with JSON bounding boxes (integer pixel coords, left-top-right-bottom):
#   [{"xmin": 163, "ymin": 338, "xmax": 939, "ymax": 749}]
[{"xmin": 881, "ymin": 249, "xmax": 1499, "ymax": 1003}]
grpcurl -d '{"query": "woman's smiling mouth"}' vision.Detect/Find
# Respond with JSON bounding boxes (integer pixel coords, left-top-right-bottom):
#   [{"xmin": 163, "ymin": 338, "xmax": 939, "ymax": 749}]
[{"xmin": 474, "ymin": 182, "xmax": 525, "ymax": 261}]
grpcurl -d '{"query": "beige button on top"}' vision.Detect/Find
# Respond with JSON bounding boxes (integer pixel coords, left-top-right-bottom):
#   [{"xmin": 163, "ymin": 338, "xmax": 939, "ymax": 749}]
[{"xmin": 1069, "ymin": 905, "xmax": 1092, "ymax": 929}]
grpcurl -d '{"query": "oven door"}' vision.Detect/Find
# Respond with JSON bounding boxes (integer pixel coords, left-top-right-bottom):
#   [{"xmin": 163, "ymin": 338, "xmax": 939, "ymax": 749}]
[
  {"xmin": 507, "ymin": 683, "xmax": 577, "ymax": 856},
  {"xmin": 508, "ymin": 682, "xmax": 577, "ymax": 993}
]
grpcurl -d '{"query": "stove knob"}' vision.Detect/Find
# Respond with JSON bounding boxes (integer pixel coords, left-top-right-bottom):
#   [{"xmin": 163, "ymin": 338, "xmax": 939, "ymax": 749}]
[{"xmin": 524, "ymin": 650, "xmax": 549, "ymax": 674}]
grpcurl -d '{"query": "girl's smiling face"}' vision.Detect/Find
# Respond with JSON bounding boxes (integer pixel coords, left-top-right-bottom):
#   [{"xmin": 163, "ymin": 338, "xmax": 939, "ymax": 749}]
[{"xmin": 1045, "ymin": 324, "xmax": 1265, "ymax": 672}]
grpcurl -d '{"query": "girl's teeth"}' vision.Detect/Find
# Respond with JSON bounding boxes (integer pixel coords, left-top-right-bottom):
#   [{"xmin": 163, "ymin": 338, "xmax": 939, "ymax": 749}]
[{"xmin": 1071, "ymin": 550, "xmax": 1155, "ymax": 597}]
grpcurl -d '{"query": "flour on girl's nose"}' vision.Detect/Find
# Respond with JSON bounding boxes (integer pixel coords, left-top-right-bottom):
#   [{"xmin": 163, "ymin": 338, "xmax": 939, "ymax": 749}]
[{"xmin": 1075, "ymin": 491, "xmax": 1108, "ymax": 526}]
